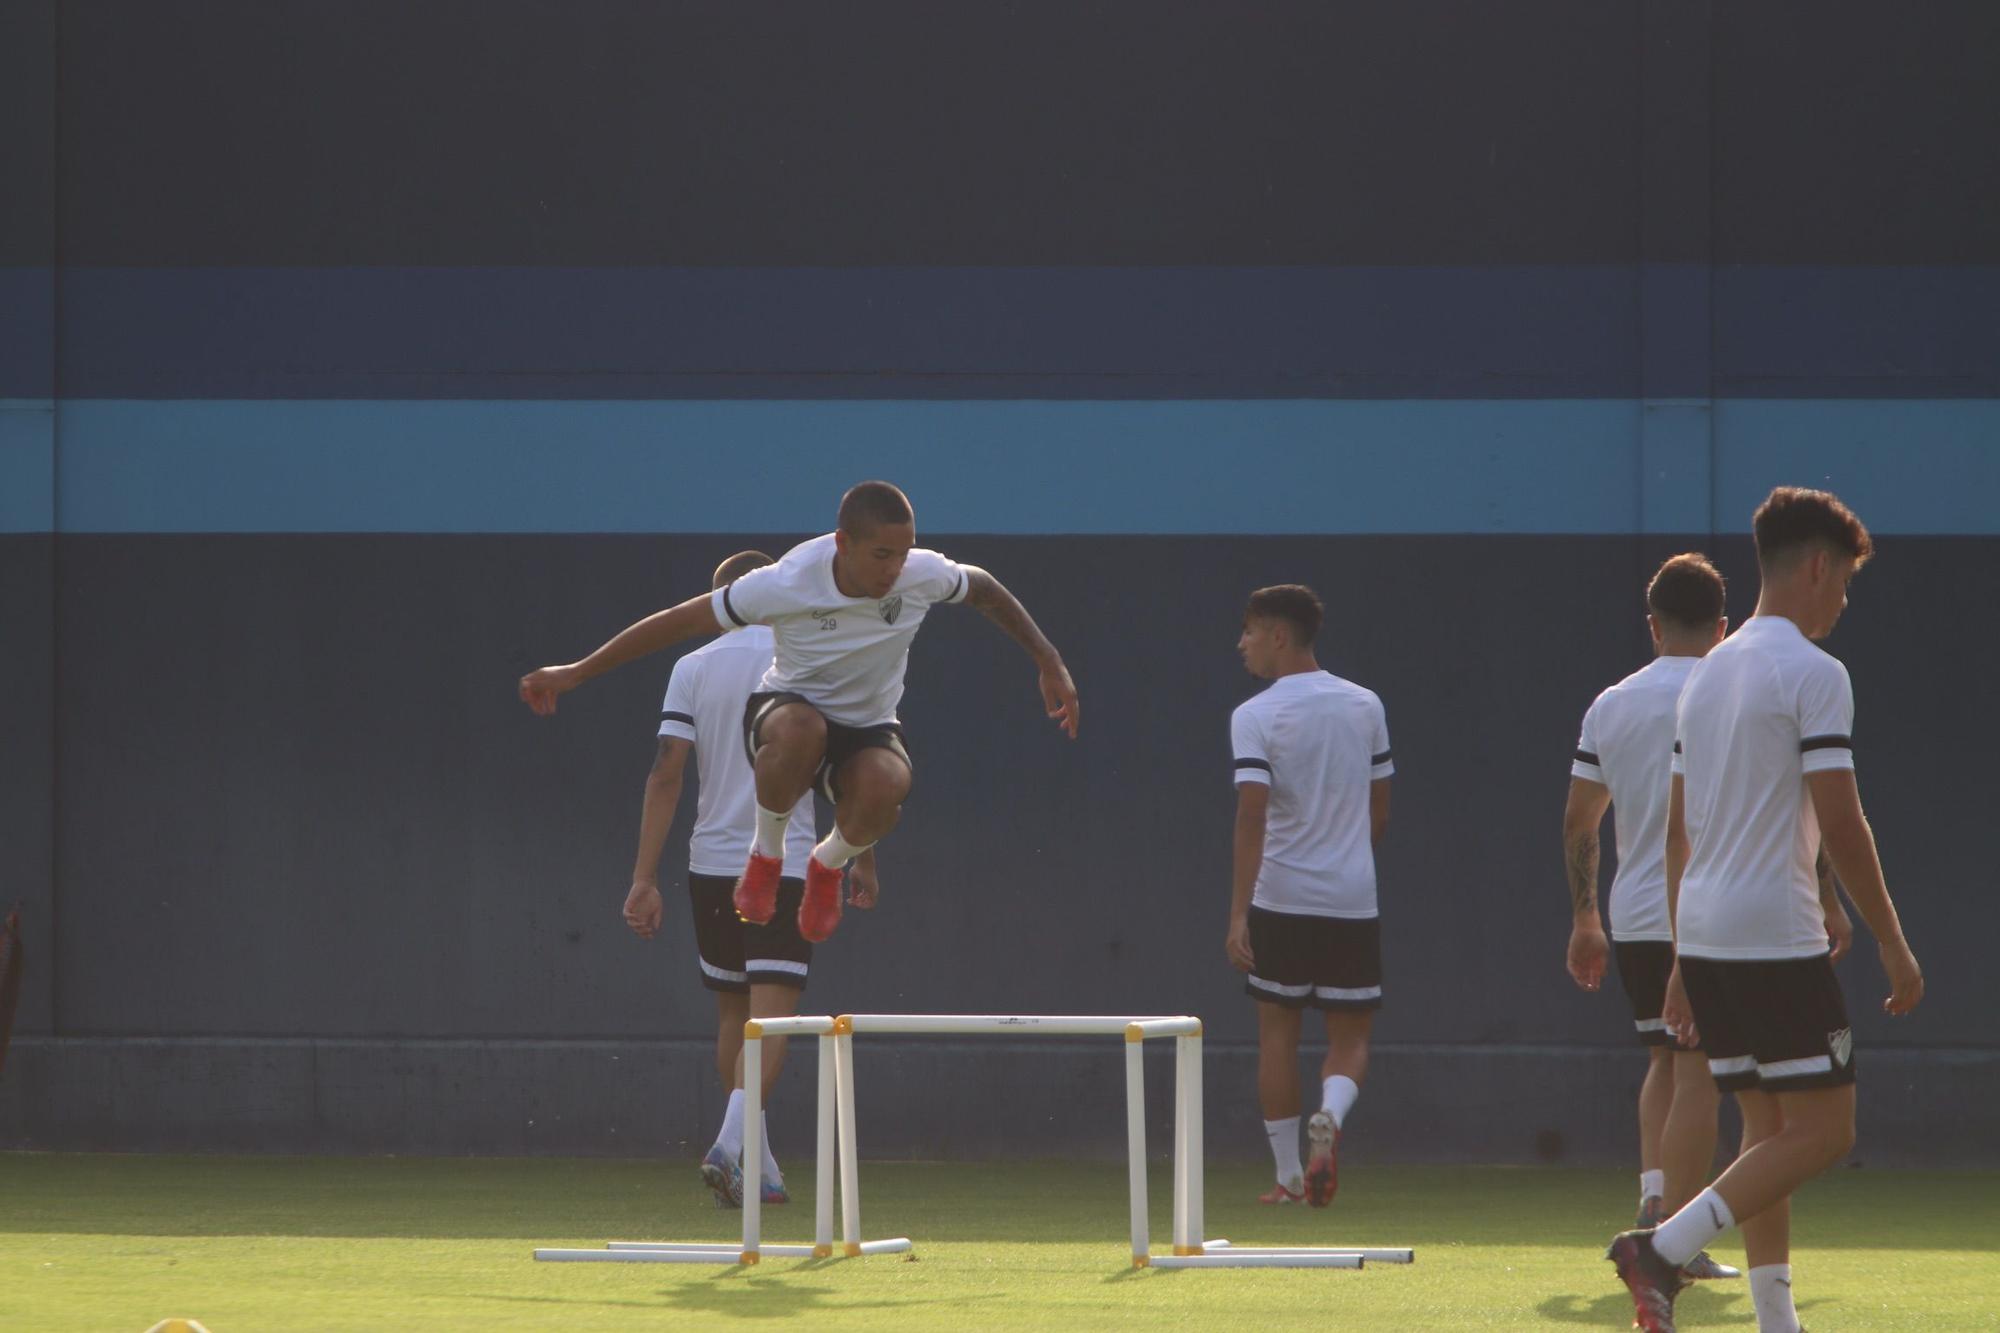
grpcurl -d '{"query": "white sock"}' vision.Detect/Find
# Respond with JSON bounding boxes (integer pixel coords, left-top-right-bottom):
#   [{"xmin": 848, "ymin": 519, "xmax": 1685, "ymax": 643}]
[
  {"xmin": 1750, "ymin": 1264, "xmax": 1800, "ymax": 1333},
  {"xmin": 812, "ymin": 826, "xmax": 872, "ymax": 872},
  {"xmin": 759, "ymin": 1111, "xmax": 783, "ymax": 1187},
  {"xmin": 716, "ymin": 1088, "xmax": 746, "ymax": 1157},
  {"xmin": 754, "ymin": 806, "xmax": 790, "ymax": 859},
  {"xmin": 1652, "ymin": 1186, "xmax": 1735, "ymax": 1267},
  {"xmin": 1320, "ymin": 1075, "xmax": 1359, "ymax": 1130},
  {"xmin": 1264, "ymin": 1116, "xmax": 1303, "ymax": 1188},
  {"xmin": 1639, "ymin": 1169, "xmax": 1665, "ymax": 1202}
]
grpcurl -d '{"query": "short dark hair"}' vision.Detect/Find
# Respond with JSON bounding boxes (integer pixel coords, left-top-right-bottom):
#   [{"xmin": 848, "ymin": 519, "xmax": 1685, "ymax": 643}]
[
  {"xmin": 711, "ymin": 549, "xmax": 773, "ymax": 591},
  {"xmin": 1754, "ymin": 487, "xmax": 1873, "ymax": 571},
  {"xmin": 838, "ymin": 481, "xmax": 914, "ymax": 536},
  {"xmin": 1646, "ymin": 552, "xmax": 1726, "ymax": 628},
  {"xmin": 1244, "ymin": 584, "xmax": 1323, "ymax": 646}
]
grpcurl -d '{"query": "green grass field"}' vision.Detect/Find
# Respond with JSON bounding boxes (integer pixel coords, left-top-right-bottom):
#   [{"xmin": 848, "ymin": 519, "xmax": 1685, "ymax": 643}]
[{"xmin": 2, "ymin": 1155, "xmax": 1994, "ymax": 1330}]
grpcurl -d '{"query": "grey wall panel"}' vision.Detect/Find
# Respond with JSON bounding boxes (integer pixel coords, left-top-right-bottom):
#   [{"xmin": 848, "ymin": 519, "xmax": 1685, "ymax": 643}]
[
  {"xmin": 45, "ymin": 534, "xmax": 1994, "ymax": 1056},
  {"xmin": 0, "ymin": 535, "xmax": 54, "ymax": 1036}
]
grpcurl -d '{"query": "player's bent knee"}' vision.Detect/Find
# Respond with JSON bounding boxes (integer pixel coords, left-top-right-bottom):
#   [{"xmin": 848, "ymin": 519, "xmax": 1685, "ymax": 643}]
[{"xmin": 842, "ymin": 750, "xmax": 912, "ymax": 804}]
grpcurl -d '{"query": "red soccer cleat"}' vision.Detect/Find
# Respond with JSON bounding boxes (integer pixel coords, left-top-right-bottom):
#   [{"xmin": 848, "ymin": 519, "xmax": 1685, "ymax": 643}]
[
  {"xmin": 797, "ymin": 856, "xmax": 845, "ymax": 942},
  {"xmin": 733, "ymin": 850, "xmax": 783, "ymax": 925},
  {"xmin": 1304, "ymin": 1110, "xmax": 1340, "ymax": 1207},
  {"xmin": 1258, "ymin": 1180, "xmax": 1305, "ymax": 1205}
]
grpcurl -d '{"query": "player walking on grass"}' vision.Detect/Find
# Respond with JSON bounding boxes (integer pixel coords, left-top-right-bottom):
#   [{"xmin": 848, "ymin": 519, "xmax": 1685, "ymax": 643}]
[
  {"xmin": 1565, "ymin": 553, "xmax": 1758, "ymax": 1284},
  {"xmin": 1608, "ymin": 488, "xmax": 1924, "ymax": 1333},
  {"xmin": 522, "ymin": 481, "xmax": 1079, "ymax": 947},
  {"xmin": 622, "ymin": 550, "xmax": 880, "ymax": 1209},
  {"xmin": 1224, "ymin": 585, "xmax": 1391, "ymax": 1208}
]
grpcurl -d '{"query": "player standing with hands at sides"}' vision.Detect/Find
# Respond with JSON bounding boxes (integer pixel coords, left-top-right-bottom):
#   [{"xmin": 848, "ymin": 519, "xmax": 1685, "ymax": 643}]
[
  {"xmin": 622, "ymin": 550, "xmax": 879, "ymax": 1208},
  {"xmin": 1564, "ymin": 553, "xmax": 1753, "ymax": 1283},
  {"xmin": 522, "ymin": 481, "xmax": 1079, "ymax": 945},
  {"xmin": 1609, "ymin": 488, "xmax": 1924, "ymax": 1333},
  {"xmin": 1225, "ymin": 585, "xmax": 1392, "ymax": 1208}
]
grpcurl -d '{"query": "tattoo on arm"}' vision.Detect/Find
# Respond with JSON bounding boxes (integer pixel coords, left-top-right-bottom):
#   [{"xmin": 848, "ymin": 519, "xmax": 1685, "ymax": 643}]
[
  {"xmin": 1566, "ymin": 831, "xmax": 1599, "ymax": 916},
  {"xmin": 965, "ymin": 568, "xmax": 1057, "ymax": 661}
]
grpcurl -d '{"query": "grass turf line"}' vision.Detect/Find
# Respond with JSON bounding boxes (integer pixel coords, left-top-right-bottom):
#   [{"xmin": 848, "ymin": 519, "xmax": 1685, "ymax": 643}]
[{"xmin": 1, "ymin": 1155, "xmax": 1995, "ymax": 1330}]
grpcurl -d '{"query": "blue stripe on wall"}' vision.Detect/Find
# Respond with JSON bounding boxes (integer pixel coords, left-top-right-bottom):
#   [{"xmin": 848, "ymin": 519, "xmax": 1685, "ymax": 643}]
[
  {"xmin": 0, "ymin": 400, "xmax": 55, "ymax": 532},
  {"xmin": 9, "ymin": 266, "xmax": 1998, "ymax": 402},
  {"xmin": 10, "ymin": 397, "xmax": 1997, "ymax": 536}
]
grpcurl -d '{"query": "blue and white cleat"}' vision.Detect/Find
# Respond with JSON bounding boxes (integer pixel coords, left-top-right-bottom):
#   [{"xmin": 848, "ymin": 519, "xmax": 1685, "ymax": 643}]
[
  {"xmin": 700, "ymin": 1144, "xmax": 744, "ymax": 1209},
  {"xmin": 760, "ymin": 1179, "xmax": 790, "ymax": 1206}
]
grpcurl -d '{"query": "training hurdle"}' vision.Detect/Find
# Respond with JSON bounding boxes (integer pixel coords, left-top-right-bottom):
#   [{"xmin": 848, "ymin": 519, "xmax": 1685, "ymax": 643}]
[
  {"xmin": 533, "ymin": 1015, "xmax": 913, "ymax": 1266},
  {"xmin": 534, "ymin": 1013, "xmax": 1412, "ymax": 1270}
]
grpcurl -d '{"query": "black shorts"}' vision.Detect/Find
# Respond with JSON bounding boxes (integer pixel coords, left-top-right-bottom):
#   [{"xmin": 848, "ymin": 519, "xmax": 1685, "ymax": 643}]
[
  {"xmin": 744, "ymin": 691, "xmax": 912, "ymax": 805},
  {"xmin": 1244, "ymin": 907, "xmax": 1382, "ymax": 1012},
  {"xmin": 1614, "ymin": 940, "xmax": 1699, "ymax": 1050},
  {"xmin": 688, "ymin": 874, "xmax": 812, "ymax": 992},
  {"xmin": 1679, "ymin": 953, "xmax": 1855, "ymax": 1093}
]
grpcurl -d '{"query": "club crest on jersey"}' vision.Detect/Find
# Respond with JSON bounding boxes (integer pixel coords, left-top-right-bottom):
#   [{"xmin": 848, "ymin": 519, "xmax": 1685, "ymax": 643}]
[
  {"xmin": 1828, "ymin": 1027, "xmax": 1853, "ymax": 1067},
  {"xmin": 880, "ymin": 594, "xmax": 904, "ymax": 625}
]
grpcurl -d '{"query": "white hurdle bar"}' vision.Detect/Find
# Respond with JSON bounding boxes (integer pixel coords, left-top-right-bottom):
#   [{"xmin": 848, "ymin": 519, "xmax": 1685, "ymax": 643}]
[
  {"xmin": 536, "ymin": 1012, "xmax": 1411, "ymax": 1270},
  {"xmin": 533, "ymin": 1015, "xmax": 911, "ymax": 1266}
]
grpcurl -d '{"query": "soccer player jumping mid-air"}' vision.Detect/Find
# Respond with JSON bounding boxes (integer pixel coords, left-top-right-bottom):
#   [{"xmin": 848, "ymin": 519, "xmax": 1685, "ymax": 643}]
[{"xmin": 521, "ymin": 481, "xmax": 1079, "ymax": 944}]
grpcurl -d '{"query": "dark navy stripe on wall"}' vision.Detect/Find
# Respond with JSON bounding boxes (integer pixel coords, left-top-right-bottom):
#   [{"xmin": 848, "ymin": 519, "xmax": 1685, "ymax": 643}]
[
  {"xmin": 9, "ymin": 397, "xmax": 1998, "ymax": 535},
  {"xmin": 13, "ymin": 266, "xmax": 2000, "ymax": 402}
]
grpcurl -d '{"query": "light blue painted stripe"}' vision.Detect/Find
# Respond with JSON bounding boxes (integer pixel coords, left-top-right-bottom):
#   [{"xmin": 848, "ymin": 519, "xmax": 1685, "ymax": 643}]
[
  {"xmin": 14, "ymin": 397, "xmax": 1998, "ymax": 535},
  {"xmin": 43, "ymin": 399, "xmax": 1645, "ymax": 535},
  {"xmin": 1712, "ymin": 401, "xmax": 2000, "ymax": 537},
  {"xmin": 0, "ymin": 400, "xmax": 56, "ymax": 533}
]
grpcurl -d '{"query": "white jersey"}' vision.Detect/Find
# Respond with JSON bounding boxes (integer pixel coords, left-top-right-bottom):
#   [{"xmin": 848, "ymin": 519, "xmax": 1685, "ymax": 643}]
[
  {"xmin": 1672, "ymin": 616, "xmax": 1855, "ymax": 960},
  {"xmin": 658, "ymin": 626, "xmax": 815, "ymax": 879},
  {"xmin": 1230, "ymin": 670, "xmax": 1394, "ymax": 918},
  {"xmin": 710, "ymin": 533, "xmax": 970, "ymax": 727},
  {"xmin": 1571, "ymin": 655, "xmax": 1699, "ymax": 942}
]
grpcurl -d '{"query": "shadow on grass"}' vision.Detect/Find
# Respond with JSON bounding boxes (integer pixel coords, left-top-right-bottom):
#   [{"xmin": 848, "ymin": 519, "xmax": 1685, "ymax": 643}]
[
  {"xmin": 1537, "ymin": 1285, "xmax": 1830, "ymax": 1326},
  {"xmin": 465, "ymin": 1277, "xmax": 1002, "ymax": 1321}
]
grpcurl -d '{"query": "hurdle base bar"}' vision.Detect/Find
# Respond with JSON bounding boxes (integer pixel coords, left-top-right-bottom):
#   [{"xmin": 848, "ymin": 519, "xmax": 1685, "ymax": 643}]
[
  {"xmin": 1151, "ymin": 1251, "xmax": 1363, "ymax": 1270},
  {"xmin": 1201, "ymin": 1239, "xmax": 1415, "ymax": 1264},
  {"xmin": 535, "ymin": 1237, "xmax": 912, "ymax": 1265}
]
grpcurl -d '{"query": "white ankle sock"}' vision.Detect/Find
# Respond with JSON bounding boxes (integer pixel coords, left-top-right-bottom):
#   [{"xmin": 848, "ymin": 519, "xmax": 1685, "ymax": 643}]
[
  {"xmin": 812, "ymin": 826, "xmax": 871, "ymax": 872},
  {"xmin": 717, "ymin": 1088, "xmax": 747, "ymax": 1157},
  {"xmin": 1320, "ymin": 1075, "xmax": 1359, "ymax": 1130},
  {"xmin": 1749, "ymin": 1264, "xmax": 1799, "ymax": 1332},
  {"xmin": 1639, "ymin": 1169, "xmax": 1665, "ymax": 1202},
  {"xmin": 754, "ymin": 805, "xmax": 790, "ymax": 859},
  {"xmin": 1264, "ymin": 1116, "xmax": 1303, "ymax": 1188},
  {"xmin": 759, "ymin": 1111, "xmax": 783, "ymax": 1187},
  {"xmin": 1653, "ymin": 1186, "xmax": 1735, "ymax": 1267}
]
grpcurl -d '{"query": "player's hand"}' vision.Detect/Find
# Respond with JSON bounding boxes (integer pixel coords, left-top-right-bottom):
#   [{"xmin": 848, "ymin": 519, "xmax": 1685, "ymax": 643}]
[
  {"xmin": 1661, "ymin": 961, "xmax": 1699, "ymax": 1048},
  {"xmin": 624, "ymin": 880, "xmax": 663, "ymax": 940},
  {"xmin": 1039, "ymin": 659, "xmax": 1080, "ymax": 738},
  {"xmin": 1225, "ymin": 916, "xmax": 1255, "ymax": 973},
  {"xmin": 847, "ymin": 856, "xmax": 880, "ymax": 910},
  {"xmin": 519, "ymin": 664, "xmax": 581, "ymax": 716},
  {"xmin": 1566, "ymin": 921, "xmax": 1609, "ymax": 991},
  {"xmin": 1880, "ymin": 938, "xmax": 1924, "ymax": 1015},
  {"xmin": 1824, "ymin": 899, "xmax": 1855, "ymax": 963}
]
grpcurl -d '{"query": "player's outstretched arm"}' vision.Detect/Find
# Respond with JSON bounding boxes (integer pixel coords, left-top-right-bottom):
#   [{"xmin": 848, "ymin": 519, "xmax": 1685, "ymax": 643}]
[
  {"xmin": 1660, "ymin": 775, "xmax": 1700, "ymax": 1046},
  {"xmin": 960, "ymin": 566, "xmax": 1079, "ymax": 737},
  {"xmin": 1816, "ymin": 846, "xmax": 1854, "ymax": 962},
  {"xmin": 1225, "ymin": 783, "xmax": 1269, "ymax": 973},
  {"xmin": 519, "ymin": 593, "xmax": 723, "ymax": 715},
  {"xmin": 847, "ymin": 847, "xmax": 881, "ymax": 909},
  {"xmin": 1807, "ymin": 768, "xmax": 1922, "ymax": 1015},
  {"xmin": 1562, "ymin": 777, "xmax": 1611, "ymax": 991},
  {"xmin": 625, "ymin": 738, "xmax": 691, "ymax": 941}
]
